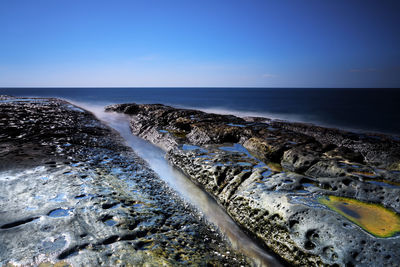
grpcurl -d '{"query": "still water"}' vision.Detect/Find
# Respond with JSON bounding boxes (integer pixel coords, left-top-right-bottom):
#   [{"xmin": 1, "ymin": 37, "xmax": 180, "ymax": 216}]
[
  {"xmin": 77, "ymin": 102, "xmax": 283, "ymax": 267},
  {"xmin": 1, "ymin": 87, "xmax": 399, "ymax": 134}
]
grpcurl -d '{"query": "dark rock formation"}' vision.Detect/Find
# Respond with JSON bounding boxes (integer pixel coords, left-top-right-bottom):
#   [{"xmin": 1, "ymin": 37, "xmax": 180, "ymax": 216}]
[
  {"xmin": 271, "ymin": 121, "xmax": 400, "ymax": 170},
  {"xmin": 106, "ymin": 102, "xmax": 400, "ymax": 267},
  {"xmin": 0, "ymin": 96, "xmax": 248, "ymax": 266}
]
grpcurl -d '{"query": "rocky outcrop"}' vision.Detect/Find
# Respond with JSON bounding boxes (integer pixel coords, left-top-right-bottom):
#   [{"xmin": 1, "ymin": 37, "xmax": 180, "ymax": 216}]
[
  {"xmin": 271, "ymin": 121, "xmax": 400, "ymax": 170},
  {"xmin": 0, "ymin": 96, "xmax": 249, "ymax": 266},
  {"xmin": 106, "ymin": 102, "xmax": 400, "ymax": 266}
]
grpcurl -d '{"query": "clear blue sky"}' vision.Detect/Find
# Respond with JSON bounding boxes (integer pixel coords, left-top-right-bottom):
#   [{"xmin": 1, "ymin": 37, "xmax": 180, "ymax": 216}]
[{"xmin": 0, "ymin": 0, "xmax": 399, "ymax": 87}]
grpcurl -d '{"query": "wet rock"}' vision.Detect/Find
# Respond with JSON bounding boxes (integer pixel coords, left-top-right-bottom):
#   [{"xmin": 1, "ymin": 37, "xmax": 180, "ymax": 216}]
[
  {"xmin": 243, "ymin": 137, "xmax": 287, "ymax": 162},
  {"xmin": 271, "ymin": 121, "xmax": 400, "ymax": 170},
  {"xmin": 0, "ymin": 97, "xmax": 248, "ymax": 266},
  {"xmin": 107, "ymin": 102, "xmax": 400, "ymax": 266},
  {"xmin": 281, "ymin": 144, "xmax": 322, "ymax": 173},
  {"xmin": 324, "ymin": 146, "xmax": 365, "ymax": 163},
  {"xmin": 305, "ymin": 160, "xmax": 350, "ymax": 178}
]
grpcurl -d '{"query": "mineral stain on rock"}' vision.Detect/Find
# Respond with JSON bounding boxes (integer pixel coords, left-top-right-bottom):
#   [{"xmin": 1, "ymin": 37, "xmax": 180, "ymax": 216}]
[{"xmin": 319, "ymin": 195, "xmax": 400, "ymax": 238}]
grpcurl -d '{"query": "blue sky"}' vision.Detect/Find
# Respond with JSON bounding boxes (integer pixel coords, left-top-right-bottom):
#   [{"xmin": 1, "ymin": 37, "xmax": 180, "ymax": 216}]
[{"xmin": 0, "ymin": 0, "xmax": 399, "ymax": 87}]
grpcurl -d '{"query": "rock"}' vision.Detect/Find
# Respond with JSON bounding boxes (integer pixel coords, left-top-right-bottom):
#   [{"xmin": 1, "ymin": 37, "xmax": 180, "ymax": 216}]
[
  {"xmin": 0, "ymin": 97, "xmax": 249, "ymax": 266},
  {"xmin": 271, "ymin": 121, "xmax": 400, "ymax": 169},
  {"xmin": 324, "ymin": 146, "xmax": 365, "ymax": 163},
  {"xmin": 305, "ymin": 160, "xmax": 349, "ymax": 178},
  {"xmin": 243, "ymin": 137, "xmax": 287, "ymax": 162},
  {"xmin": 281, "ymin": 143, "xmax": 322, "ymax": 173},
  {"xmin": 107, "ymin": 102, "xmax": 400, "ymax": 266}
]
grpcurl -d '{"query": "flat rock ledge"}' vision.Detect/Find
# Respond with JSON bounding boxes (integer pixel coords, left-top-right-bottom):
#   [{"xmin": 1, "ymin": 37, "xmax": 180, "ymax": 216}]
[
  {"xmin": 106, "ymin": 102, "xmax": 400, "ymax": 267},
  {"xmin": 0, "ymin": 96, "xmax": 249, "ymax": 266}
]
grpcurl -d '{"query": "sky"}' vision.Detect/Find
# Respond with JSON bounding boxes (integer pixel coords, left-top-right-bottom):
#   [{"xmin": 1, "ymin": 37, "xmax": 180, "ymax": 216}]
[{"xmin": 0, "ymin": 0, "xmax": 399, "ymax": 88}]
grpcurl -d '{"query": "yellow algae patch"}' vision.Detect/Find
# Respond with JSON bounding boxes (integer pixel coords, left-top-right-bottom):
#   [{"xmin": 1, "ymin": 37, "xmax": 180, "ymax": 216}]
[
  {"xmin": 168, "ymin": 130, "xmax": 188, "ymax": 138},
  {"xmin": 267, "ymin": 162, "xmax": 283, "ymax": 172},
  {"xmin": 319, "ymin": 195, "xmax": 400, "ymax": 238},
  {"xmin": 38, "ymin": 261, "xmax": 71, "ymax": 267},
  {"xmin": 389, "ymin": 162, "xmax": 400, "ymax": 171}
]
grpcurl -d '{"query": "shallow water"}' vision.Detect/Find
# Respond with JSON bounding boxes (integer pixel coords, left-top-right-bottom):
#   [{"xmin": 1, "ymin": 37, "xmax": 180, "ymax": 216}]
[
  {"xmin": 48, "ymin": 208, "xmax": 71, "ymax": 218},
  {"xmin": 319, "ymin": 195, "xmax": 400, "ymax": 238},
  {"xmin": 76, "ymin": 101, "xmax": 282, "ymax": 267}
]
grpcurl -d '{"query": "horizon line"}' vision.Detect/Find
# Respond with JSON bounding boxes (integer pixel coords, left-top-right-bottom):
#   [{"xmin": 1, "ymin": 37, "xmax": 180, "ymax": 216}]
[{"xmin": 1, "ymin": 86, "xmax": 399, "ymax": 89}]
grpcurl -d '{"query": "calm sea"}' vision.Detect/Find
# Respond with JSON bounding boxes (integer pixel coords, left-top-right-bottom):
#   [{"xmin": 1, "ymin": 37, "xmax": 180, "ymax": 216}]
[{"xmin": 1, "ymin": 87, "xmax": 399, "ymax": 135}]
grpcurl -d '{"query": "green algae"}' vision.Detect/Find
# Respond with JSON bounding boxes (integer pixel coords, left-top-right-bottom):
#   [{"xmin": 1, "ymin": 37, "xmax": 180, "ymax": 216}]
[
  {"xmin": 319, "ymin": 195, "xmax": 400, "ymax": 238},
  {"xmin": 167, "ymin": 130, "xmax": 187, "ymax": 138}
]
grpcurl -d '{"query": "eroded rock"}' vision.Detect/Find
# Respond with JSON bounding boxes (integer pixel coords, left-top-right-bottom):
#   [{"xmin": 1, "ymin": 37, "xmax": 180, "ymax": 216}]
[
  {"xmin": 0, "ymin": 97, "xmax": 249, "ymax": 266},
  {"xmin": 107, "ymin": 102, "xmax": 400, "ymax": 266}
]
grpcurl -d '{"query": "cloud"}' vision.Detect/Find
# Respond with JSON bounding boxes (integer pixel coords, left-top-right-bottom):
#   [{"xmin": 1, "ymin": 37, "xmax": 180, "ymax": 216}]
[
  {"xmin": 349, "ymin": 68, "xmax": 378, "ymax": 73},
  {"xmin": 262, "ymin": 73, "xmax": 277, "ymax": 78}
]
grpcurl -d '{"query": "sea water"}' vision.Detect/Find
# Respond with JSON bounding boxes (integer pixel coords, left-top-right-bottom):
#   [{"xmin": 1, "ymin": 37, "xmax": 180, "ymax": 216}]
[
  {"xmin": 1, "ymin": 87, "xmax": 399, "ymax": 134},
  {"xmin": 1, "ymin": 87, "xmax": 399, "ymax": 265}
]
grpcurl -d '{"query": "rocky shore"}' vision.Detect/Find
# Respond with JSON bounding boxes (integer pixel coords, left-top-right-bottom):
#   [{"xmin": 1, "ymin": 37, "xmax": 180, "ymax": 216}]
[
  {"xmin": 106, "ymin": 102, "xmax": 400, "ymax": 266},
  {"xmin": 0, "ymin": 96, "xmax": 250, "ymax": 266}
]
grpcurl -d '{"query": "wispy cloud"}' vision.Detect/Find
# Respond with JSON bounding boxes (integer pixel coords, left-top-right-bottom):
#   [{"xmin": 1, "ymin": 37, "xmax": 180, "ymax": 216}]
[{"xmin": 349, "ymin": 68, "xmax": 378, "ymax": 73}]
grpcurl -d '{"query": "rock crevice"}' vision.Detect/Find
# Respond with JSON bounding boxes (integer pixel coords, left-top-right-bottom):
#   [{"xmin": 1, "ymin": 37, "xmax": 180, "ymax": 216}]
[
  {"xmin": 0, "ymin": 97, "xmax": 249, "ymax": 266},
  {"xmin": 107, "ymin": 102, "xmax": 400, "ymax": 266}
]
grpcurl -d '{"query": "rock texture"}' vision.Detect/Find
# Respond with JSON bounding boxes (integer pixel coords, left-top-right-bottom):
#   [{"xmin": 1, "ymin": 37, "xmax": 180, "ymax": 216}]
[
  {"xmin": 106, "ymin": 102, "xmax": 400, "ymax": 267},
  {"xmin": 0, "ymin": 96, "xmax": 249, "ymax": 266}
]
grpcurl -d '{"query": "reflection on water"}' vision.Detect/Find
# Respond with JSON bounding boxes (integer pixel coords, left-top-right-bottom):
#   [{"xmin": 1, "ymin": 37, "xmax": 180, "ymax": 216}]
[
  {"xmin": 74, "ymin": 101, "xmax": 282, "ymax": 267},
  {"xmin": 48, "ymin": 208, "xmax": 71, "ymax": 218}
]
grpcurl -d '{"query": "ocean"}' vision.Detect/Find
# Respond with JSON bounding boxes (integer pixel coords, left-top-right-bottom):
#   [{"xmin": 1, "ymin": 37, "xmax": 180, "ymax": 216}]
[{"xmin": 1, "ymin": 87, "xmax": 399, "ymax": 135}]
